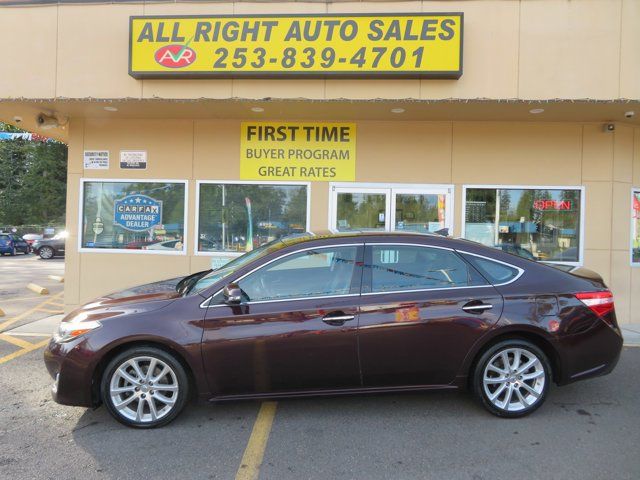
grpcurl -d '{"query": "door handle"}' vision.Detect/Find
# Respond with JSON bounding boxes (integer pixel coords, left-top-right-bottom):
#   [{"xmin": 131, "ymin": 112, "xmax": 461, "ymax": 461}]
[
  {"xmin": 322, "ymin": 313, "xmax": 355, "ymax": 326},
  {"xmin": 462, "ymin": 302, "xmax": 493, "ymax": 313}
]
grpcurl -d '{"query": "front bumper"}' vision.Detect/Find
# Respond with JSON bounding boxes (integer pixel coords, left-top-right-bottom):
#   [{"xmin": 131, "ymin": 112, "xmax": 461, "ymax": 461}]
[{"xmin": 43, "ymin": 338, "xmax": 96, "ymax": 407}]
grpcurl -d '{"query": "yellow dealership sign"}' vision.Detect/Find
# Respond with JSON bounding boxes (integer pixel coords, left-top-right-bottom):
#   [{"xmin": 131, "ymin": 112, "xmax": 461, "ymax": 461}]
[
  {"xmin": 240, "ymin": 123, "xmax": 356, "ymax": 181},
  {"xmin": 129, "ymin": 13, "xmax": 463, "ymax": 78}
]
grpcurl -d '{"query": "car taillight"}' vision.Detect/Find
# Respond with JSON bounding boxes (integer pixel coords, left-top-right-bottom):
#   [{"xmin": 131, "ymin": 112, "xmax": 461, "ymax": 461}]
[{"xmin": 575, "ymin": 291, "xmax": 615, "ymax": 319}]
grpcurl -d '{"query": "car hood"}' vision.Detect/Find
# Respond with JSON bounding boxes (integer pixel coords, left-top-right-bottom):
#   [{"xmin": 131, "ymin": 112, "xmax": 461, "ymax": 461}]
[{"xmin": 62, "ymin": 276, "xmax": 184, "ymax": 322}]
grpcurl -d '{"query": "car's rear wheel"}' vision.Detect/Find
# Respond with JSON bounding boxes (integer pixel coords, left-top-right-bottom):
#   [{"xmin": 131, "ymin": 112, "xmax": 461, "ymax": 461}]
[
  {"xmin": 10, "ymin": 247, "xmax": 16, "ymax": 256},
  {"xmin": 101, "ymin": 347, "xmax": 189, "ymax": 428},
  {"xmin": 473, "ymin": 339, "xmax": 551, "ymax": 418},
  {"xmin": 38, "ymin": 246, "xmax": 54, "ymax": 259}
]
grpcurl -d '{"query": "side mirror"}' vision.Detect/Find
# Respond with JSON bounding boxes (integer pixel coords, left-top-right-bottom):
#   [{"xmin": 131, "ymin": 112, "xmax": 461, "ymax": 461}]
[{"xmin": 223, "ymin": 283, "xmax": 243, "ymax": 304}]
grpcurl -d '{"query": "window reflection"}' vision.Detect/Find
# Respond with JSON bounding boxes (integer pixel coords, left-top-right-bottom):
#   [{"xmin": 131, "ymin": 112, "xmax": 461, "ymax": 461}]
[
  {"xmin": 465, "ymin": 188, "xmax": 582, "ymax": 263},
  {"xmin": 198, "ymin": 183, "xmax": 308, "ymax": 254}
]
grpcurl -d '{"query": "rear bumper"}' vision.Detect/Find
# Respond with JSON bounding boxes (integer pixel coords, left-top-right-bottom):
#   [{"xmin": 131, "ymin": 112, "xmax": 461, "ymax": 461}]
[{"xmin": 555, "ymin": 320, "xmax": 623, "ymax": 386}]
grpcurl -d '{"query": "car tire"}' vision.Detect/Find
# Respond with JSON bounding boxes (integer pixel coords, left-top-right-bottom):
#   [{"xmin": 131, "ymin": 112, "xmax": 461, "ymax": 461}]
[
  {"xmin": 10, "ymin": 247, "xmax": 16, "ymax": 256},
  {"xmin": 101, "ymin": 347, "xmax": 189, "ymax": 428},
  {"xmin": 38, "ymin": 246, "xmax": 54, "ymax": 260},
  {"xmin": 473, "ymin": 339, "xmax": 551, "ymax": 418}
]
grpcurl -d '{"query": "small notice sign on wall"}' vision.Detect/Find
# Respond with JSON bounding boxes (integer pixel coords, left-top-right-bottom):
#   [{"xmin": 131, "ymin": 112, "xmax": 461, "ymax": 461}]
[
  {"xmin": 83, "ymin": 150, "xmax": 109, "ymax": 169},
  {"xmin": 120, "ymin": 150, "xmax": 148, "ymax": 169}
]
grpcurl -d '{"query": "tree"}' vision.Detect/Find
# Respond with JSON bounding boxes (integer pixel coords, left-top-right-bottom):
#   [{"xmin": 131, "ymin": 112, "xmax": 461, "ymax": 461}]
[{"xmin": 0, "ymin": 123, "xmax": 67, "ymax": 227}]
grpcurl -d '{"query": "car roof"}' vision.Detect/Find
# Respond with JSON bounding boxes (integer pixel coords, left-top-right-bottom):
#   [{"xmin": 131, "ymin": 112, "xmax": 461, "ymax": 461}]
[{"xmin": 278, "ymin": 230, "xmax": 479, "ymax": 250}]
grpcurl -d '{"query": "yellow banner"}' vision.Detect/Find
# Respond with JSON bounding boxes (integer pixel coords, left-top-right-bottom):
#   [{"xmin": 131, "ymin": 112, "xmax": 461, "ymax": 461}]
[
  {"xmin": 240, "ymin": 123, "xmax": 356, "ymax": 181},
  {"xmin": 129, "ymin": 14, "xmax": 462, "ymax": 78}
]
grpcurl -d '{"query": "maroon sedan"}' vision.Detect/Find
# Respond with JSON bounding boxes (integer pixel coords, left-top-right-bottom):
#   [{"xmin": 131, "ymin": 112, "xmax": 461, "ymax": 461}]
[{"xmin": 44, "ymin": 232, "xmax": 623, "ymax": 428}]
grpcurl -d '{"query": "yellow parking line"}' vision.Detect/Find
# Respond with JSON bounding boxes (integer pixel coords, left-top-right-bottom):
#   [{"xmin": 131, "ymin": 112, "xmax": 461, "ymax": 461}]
[
  {"xmin": 35, "ymin": 308, "xmax": 64, "ymax": 314},
  {"xmin": 0, "ymin": 333, "xmax": 35, "ymax": 349},
  {"xmin": 0, "ymin": 292, "xmax": 63, "ymax": 332},
  {"xmin": 0, "ymin": 295, "xmax": 43, "ymax": 303},
  {"xmin": 235, "ymin": 401, "xmax": 278, "ymax": 480},
  {"xmin": 0, "ymin": 338, "xmax": 50, "ymax": 366}
]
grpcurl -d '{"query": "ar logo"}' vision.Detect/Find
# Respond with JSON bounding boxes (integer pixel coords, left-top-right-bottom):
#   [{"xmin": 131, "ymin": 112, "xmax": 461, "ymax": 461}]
[{"xmin": 155, "ymin": 39, "xmax": 196, "ymax": 68}]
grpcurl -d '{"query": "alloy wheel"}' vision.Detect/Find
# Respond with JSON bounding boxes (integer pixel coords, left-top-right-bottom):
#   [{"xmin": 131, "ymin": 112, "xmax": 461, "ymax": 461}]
[
  {"xmin": 39, "ymin": 247, "xmax": 53, "ymax": 259},
  {"xmin": 109, "ymin": 356, "xmax": 179, "ymax": 424},
  {"xmin": 482, "ymin": 347, "xmax": 546, "ymax": 412}
]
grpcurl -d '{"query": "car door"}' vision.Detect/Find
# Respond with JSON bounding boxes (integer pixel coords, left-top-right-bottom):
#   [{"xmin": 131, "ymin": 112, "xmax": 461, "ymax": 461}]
[
  {"xmin": 13, "ymin": 235, "xmax": 27, "ymax": 252},
  {"xmin": 201, "ymin": 243, "xmax": 364, "ymax": 397},
  {"xmin": 357, "ymin": 242, "xmax": 504, "ymax": 387}
]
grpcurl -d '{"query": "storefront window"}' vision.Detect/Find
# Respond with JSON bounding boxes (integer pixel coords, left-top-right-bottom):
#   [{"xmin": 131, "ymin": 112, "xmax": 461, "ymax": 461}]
[
  {"xmin": 197, "ymin": 182, "xmax": 308, "ymax": 254},
  {"xmin": 464, "ymin": 187, "xmax": 583, "ymax": 263},
  {"xmin": 80, "ymin": 180, "xmax": 187, "ymax": 252},
  {"xmin": 632, "ymin": 189, "xmax": 640, "ymax": 265}
]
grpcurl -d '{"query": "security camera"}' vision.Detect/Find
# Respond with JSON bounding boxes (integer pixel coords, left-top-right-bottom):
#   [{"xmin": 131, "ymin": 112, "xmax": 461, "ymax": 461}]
[
  {"xmin": 603, "ymin": 123, "xmax": 615, "ymax": 133},
  {"xmin": 625, "ymin": 111, "xmax": 635, "ymax": 119},
  {"xmin": 36, "ymin": 113, "xmax": 59, "ymax": 130}
]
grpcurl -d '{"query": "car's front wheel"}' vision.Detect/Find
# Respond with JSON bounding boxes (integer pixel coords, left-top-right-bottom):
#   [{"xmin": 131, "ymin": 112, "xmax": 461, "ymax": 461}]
[
  {"xmin": 473, "ymin": 339, "xmax": 551, "ymax": 418},
  {"xmin": 101, "ymin": 347, "xmax": 189, "ymax": 428},
  {"xmin": 38, "ymin": 246, "xmax": 54, "ymax": 259}
]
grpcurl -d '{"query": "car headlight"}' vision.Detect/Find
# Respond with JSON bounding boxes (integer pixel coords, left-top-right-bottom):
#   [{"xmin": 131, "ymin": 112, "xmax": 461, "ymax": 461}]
[
  {"xmin": 53, "ymin": 312, "xmax": 104, "ymax": 343},
  {"xmin": 53, "ymin": 320, "xmax": 102, "ymax": 343}
]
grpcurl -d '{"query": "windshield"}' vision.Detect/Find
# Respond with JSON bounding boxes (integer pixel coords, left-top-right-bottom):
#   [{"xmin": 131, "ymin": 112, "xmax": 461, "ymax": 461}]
[{"xmin": 186, "ymin": 239, "xmax": 284, "ymax": 295}]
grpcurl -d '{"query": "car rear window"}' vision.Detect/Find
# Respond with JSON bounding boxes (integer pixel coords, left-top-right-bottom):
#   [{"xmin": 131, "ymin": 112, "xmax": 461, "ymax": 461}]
[
  {"xmin": 0, "ymin": 234, "xmax": 9, "ymax": 240},
  {"xmin": 461, "ymin": 253, "xmax": 521, "ymax": 285}
]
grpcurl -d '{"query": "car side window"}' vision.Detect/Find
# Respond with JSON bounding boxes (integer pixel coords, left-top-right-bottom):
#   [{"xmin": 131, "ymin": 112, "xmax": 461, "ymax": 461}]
[
  {"xmin": 460, "ymin": 253, "xmax": 521, "ymax": 285},
  {"xmin": 237, "ymin": 246, "xmax": 359, "ymax": 302},
  {"xmin": 367, "ymin": 245, "xmax": 486, "ymax": 293}
]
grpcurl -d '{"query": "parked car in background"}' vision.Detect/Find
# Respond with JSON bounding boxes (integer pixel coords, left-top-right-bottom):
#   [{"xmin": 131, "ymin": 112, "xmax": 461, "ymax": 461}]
[
  {"xmin": 143, "ymin": 240, "xmax": 184, "ymax": 251},
  {"xmin": 32, "ymin": 234, "xmax": 66, "ymax": 259},
  {"xmin": 0, "ymin": 233, "xmax": 30, "ymax": 255},
  {"xmin": 22, "ymin": 233, "xmax": 43, "ymax": 250},
  {"xmin": 495, "ymin": 243, "xmax": 537, "ymax": 261},
  {"xmin": 124, "ymin": 240, "xmax": 155, "ymax": 250},
  {"xmin": 44, "ymin": 231, "xmax": 622, "ymax": 428}
]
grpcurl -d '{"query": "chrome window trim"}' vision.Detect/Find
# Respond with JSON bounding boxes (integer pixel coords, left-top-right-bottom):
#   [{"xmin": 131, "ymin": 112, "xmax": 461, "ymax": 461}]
[
  {"xmin": 455, "ymin": 250, "xmax": 525, "ymax": 286},
  {"xmin": 360, "ymin": 284, "xmax": 496, "ymax": 297},
  {"xmin": 201, "ymin": 292, "xmax": 360, "ymax": 309},
  {"xmin": 199, "ymin": 243, "xmax": 363, "ymax": 309}
]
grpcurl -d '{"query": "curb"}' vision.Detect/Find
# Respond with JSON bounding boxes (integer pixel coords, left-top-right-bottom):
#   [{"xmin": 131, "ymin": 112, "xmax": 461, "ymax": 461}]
[{"xmin": 26, "ymin": 283, "xmax": 49, "ymax": 295}]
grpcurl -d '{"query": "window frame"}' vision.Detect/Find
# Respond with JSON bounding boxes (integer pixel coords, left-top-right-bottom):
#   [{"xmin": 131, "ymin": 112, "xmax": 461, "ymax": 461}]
[
  {"xmin": 201, "ymin": 243, "xmax": 363, "ymax": 308},
  {"xmin": 194, "ymin": 179, "xmax": 311, "ymax": 258},
  {"xmin": 77, "ymin": 177, "xmax": 189, "ymax": 255},
  {"xmin": 632, "ymin": 187, "xmax": 640, "ymax": 267},
  {"xmin": 461, "ymin": 184, "xmax": 586, "ymax": 267}
]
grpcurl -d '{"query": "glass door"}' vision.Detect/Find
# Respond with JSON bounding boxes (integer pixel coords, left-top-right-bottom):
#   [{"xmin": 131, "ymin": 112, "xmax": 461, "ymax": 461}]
[
  {"xmin": 391, "ymin": 188, "xmax": 450, "ymax": 234},
  {"xmin": 333, "ymin": 188, "xmax": 390, "ymax": 232},
  {"xmin": 330, "ymin": 185, "xmax": 452, "ymax": 234}
]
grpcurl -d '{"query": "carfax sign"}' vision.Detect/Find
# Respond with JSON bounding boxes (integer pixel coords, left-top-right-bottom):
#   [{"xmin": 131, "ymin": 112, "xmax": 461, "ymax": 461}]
[
  {"xmin": 240, "ymin": 122, "xmax": 356, "ymax": 181},
  {"xmin": 129, "ymin": 13, "xmax": 463, "ymax": 78},
  {"xmin": 114, "ymin": 194, "xmax": 163, "ymax": 232}
]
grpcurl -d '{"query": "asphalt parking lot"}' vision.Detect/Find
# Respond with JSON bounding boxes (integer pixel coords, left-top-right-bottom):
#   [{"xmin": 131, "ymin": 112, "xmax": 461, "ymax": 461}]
[{"xmin": 0, "ymin": 256, "xmax": 639, "ymax": 480}]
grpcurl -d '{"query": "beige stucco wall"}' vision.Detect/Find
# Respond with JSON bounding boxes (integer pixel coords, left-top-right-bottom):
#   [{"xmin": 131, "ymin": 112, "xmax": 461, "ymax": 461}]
[
  {"xmin": 64, "ymin": 118, "xmax": 640, "ymax": 324},
  {"xmin": 0, "ymin": 0, "xmax": 639, "ymax": 101}
]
